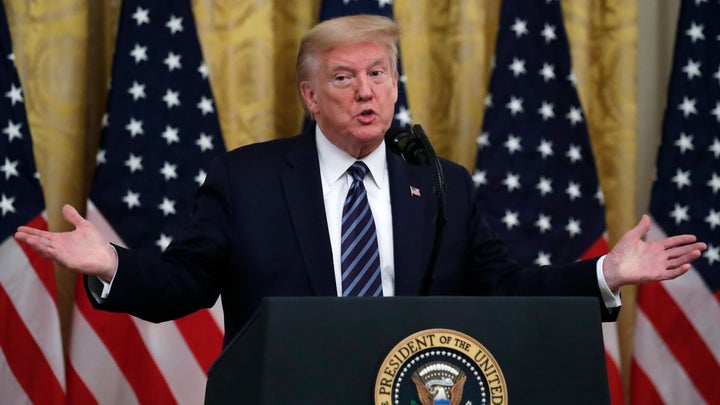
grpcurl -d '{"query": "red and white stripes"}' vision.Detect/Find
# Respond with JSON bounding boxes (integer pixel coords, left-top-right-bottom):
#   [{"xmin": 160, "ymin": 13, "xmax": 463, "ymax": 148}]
[
  {"xmin": 631, "ymin": 219, "xmax": 720, "ymax": 404},
  {"xmin": 0, "ymin": 214, "xmax": 66, "ymax": 405},
  {"xmin": 62, "ymin": 204, "xmax": 224, "ymax": 405}
]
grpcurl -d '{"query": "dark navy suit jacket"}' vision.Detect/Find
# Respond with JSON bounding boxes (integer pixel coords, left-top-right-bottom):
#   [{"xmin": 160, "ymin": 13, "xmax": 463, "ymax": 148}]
[{"xmin": 89, "ymin": 130, "xmax": 618, "ymax": 346}]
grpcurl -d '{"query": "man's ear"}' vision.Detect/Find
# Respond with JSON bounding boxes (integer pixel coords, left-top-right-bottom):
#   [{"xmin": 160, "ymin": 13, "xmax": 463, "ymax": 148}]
[{"xmin": 300, "ymin": 82, "xmax": 319, "ymax": 115}]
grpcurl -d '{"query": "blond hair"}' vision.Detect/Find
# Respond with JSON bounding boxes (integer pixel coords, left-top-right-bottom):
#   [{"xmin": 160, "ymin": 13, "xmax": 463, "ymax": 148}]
[{"xmin": 296, "ymin": 14, "xmax": 400, "ymax": 116}]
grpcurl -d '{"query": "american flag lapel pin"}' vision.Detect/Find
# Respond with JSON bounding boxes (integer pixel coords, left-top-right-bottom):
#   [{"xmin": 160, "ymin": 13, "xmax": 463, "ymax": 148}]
[{"xmin": 409, "ymin": 186, "xmax": 421, "ymax": 197}]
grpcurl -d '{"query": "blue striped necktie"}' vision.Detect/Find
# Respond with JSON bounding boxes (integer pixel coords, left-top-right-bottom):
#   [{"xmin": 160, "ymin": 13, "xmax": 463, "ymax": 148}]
[{"xmin": 341, "ymin": 161, "xmax": 383, "ymax": 297}]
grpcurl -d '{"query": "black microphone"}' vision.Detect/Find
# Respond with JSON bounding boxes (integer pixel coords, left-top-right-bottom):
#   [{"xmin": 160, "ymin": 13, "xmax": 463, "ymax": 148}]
[
  {"xmin": 385, "ymin": 124, "xmax": 447, "ymax": 296},
  {"xmin": 384, "ymin": 126, "xmax": 430, "ymax": 165}
]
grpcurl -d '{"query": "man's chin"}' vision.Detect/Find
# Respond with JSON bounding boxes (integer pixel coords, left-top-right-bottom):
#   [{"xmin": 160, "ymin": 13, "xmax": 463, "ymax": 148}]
[
  {"xmin": 352, "ymin": 132, "xmax": 385, "ymax": 147},
  {"xmin": 353, "ymin": 121, "xmax": 390, "ymax": 140}
]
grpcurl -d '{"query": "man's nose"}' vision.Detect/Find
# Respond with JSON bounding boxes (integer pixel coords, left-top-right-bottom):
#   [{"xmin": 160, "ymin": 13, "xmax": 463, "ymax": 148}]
[{"xmin": 354, "ymin": 76, "xmax": 373, "ymax": 101}]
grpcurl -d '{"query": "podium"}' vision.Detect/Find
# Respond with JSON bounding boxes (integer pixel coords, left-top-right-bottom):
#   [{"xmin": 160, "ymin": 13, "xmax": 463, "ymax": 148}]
[{"xmin": 205, "ymin": 296, "xmax": 610, "ymax": 404}]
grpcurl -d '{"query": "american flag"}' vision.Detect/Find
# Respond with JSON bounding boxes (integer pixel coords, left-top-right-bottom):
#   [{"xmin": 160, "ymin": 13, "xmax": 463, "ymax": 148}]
[
  {"xmin": 0, "ymin": 2, "xmax": 66, "ymax": 403},
  {"xmin": 630, "ymin": 1, "xmax": 720, "ymax": 403},
  {"xmin": 472, "ymin": 0, "xmax": 623, "ymax": 403},
  {"xmin": 67, "ymin": 1, "xmax": 225, "ymax": 403},
  {"xmin": 302, "ymin": 0, "xmax": 412, "ymax": 132}
]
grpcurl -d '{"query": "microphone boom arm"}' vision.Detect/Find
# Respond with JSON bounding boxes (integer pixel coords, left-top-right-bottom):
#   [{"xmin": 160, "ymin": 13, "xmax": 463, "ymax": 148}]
[
  {"xmin": 385, "ymin": 125, "xmax": 447, "ymax": 295},
  {"xmin": 412, "ymin": 124, "xmax": 447, "ymax": 296}
]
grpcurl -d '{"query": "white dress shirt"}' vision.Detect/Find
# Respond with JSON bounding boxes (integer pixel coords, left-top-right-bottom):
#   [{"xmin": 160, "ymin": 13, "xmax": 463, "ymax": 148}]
[{"xmin": 315, "ymin": 127, "xmax": 395, "ymax": 296}]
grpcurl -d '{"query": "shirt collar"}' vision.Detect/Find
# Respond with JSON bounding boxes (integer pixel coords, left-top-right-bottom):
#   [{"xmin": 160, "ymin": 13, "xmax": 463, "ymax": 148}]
[{"xmin": 315, "ymin": 125, "xmax": 387, "ymax": 188}]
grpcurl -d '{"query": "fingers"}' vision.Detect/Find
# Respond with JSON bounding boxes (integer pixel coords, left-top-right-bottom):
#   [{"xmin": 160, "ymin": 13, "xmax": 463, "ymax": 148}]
[
  {"xmin": 62, "ymin": 204, "xmax": 86, "ymax": 228},
  {"xmin": 662, "ymin": 234, "xmax": 700, "ymax": 251},
  {"xmin": 659, "ymin": 263, "xmax": 692, "ymax": 281},
  {"xmin": 666, "ymin": 247, "xmax": 704, "ymax": 269},
  {"xmin": 657, "ymin": 242, "xmax": 704, "ymax": 282},
  {"xmin": 14, "ymin": 229, "xmax": 55, "ymax": 259},
  {"xmin": 626, "ymin": 214, "xmax": 651, "ymax": 240},
  {"xmin": 14, "ymin": 227, "xmax": 56, "ymax": 259},
  {"xmin": 15, "ymin": 225, "xmax": 50, "ymax": 239},
  {"xmin": 666, "ymin": 241, "xmax": 707, "ymax": 258}
]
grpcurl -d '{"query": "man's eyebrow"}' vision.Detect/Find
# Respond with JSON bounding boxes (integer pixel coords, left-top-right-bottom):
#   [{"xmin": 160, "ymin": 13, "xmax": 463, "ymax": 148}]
[
  {"xmin": 328, "ymin": 57, "xmax": 387, "ymax": 73},
  {"xmin": 328, "ymin": 63, "xmax": 353, "ymax": 72},
  {"xmin": 367, "ymin": 57, "xmax": 387, "ymax": 68}
]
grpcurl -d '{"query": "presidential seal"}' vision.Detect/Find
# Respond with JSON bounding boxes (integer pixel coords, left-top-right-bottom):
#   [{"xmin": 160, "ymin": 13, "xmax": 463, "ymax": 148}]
[{"xmin": 374, "ymin": 329, "xmax": 507, "ymax": 405}]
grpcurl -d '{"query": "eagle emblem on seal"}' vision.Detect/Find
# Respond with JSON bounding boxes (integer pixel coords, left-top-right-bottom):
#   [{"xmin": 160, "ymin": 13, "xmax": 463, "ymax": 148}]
[{"xmin": 411, "ymin": 361, "xmax": 467, "ymax": 405}]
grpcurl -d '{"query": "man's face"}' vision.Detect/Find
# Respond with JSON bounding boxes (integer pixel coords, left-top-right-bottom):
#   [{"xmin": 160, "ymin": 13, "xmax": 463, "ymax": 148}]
[{"xmin": 300, "ymin": 41, "xmax": 398, "ymax": 158}]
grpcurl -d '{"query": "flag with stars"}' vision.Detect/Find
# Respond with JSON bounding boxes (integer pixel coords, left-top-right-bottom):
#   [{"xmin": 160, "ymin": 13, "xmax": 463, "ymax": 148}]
[
  {"xmin": 67, "ymin": 1, "xmax": 225, "ymax": 403},
  {"xmin": 631, "ymin": 1, "xmax": 720, "ymax": 403},
  {"xmin": 472, "ymin": 1, "xmax": 623, "ymax": 403},
  {"xmin": 0, "ymin": 2, "xmax": 66, "ymax": 404},
  {"xmin": 302, "ymin": 0, "xmax": 412, "ymax": 133}
]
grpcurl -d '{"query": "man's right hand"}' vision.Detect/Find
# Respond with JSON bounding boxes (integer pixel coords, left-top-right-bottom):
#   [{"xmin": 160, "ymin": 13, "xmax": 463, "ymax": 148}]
[{"xmin": 15, "ymin": 204, "xmax": 118, "ymax": 282}]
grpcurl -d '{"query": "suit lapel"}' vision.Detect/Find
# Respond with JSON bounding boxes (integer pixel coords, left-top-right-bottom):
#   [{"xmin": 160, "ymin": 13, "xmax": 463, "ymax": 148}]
[
  {"xmin": 387, "ymin": 149, "xmax": 433, "ymax": 295},
  {"xmin": 280, "ymin": 132, "xmax": 336, "ymax": 296}
]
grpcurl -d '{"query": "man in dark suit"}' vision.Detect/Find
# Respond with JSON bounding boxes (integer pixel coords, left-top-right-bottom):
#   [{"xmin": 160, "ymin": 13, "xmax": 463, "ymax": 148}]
[{"xmin": 16, "ymin": 15, "xmax": 706, "ymax": 347}]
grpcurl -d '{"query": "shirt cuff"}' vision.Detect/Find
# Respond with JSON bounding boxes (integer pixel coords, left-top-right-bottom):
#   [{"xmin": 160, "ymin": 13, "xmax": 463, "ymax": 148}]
[
  {"xmin": 596, "ymin": 255, "xmax": 622, "ymax": 308},
  {"xmin": 88, "ymin": 244, "xmax": 118, "ymax": 303}
]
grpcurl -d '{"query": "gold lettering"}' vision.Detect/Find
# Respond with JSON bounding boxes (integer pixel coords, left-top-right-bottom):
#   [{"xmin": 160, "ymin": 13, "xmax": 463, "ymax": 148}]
[
  {"xmin": 397, "ymin": 346, "xmax": 411, "ymax": 360},
  {"xmin": 475, "ymin": 351, "xmax": 496, "ymax": 375},
  {"xmin": 420, "ymin": 333, "xmax": 436, "ymax": 347},
  {"xmin": 389, "ymin": 357, "xmax": 399, "ymax": 371},
  {"xmin": 378, "ymin": 380, "xmax": 392, "ymax": 395}
]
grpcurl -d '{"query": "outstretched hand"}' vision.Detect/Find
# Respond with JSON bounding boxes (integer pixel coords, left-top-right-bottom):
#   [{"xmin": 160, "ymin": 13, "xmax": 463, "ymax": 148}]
[
  {"xmin": 602, "ymin": 214, "xmax": 707, "ymax": 291},
  {"xmin": 14, "ymin": 204, "xmax": 118, "ymax": 281}
]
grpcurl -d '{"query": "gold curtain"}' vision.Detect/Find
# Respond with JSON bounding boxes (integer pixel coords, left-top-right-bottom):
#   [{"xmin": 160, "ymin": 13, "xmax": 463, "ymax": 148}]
[
  {"xmin": 563, "ymin": 2, "xmax": 638, "ymax": 395},
  {"xmin": 4, "ymin": 0, "xmax": 637, "ymax": 394}
]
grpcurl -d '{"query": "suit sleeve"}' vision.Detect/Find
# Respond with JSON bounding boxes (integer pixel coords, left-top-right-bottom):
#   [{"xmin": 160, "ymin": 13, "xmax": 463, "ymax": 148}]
[
  {"xmin": 456, "ymin": 166, "xmax": 619, "ymax": 322},
  {"xmin": 85, "ymin": 155, "xmax": 233, "ymax": 322}
]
